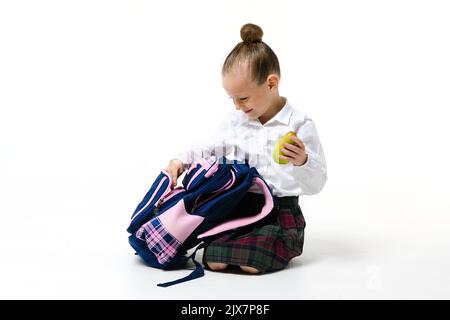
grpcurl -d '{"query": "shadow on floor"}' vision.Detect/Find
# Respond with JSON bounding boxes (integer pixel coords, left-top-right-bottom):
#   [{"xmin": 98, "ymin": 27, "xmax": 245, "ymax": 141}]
[
  {"xmin": 288, "ymin": 236, "xmax": 364, "ymax": 269},
  {"xmin": 130, "ymin": 237, "xmax": 364, "ymax": 274}
]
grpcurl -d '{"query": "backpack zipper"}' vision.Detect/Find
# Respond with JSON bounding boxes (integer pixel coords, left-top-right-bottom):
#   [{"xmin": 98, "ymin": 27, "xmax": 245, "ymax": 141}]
[
  {"xmin": 191, "ymin": 195, "xmax": 200, "ymax": 213},
  {"xmin": 154, "ymin": 198, "xmax": 164, "ymax": 214},
  {"xmin": 191, "ymin": 191, "xmax": 221, "ymax": 213}
]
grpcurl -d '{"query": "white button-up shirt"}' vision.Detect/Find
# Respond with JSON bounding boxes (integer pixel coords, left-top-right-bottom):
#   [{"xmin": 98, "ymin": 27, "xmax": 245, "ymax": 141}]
[{"xmin": 174, "ymin": 98, "xmax": 327, "ymax": 197}]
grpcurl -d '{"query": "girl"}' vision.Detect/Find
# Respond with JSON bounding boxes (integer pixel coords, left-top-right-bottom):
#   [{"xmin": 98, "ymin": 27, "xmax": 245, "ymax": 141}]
[{"xmin": 167, "ymin": 23, "xmax": 327, "ymax": 274}]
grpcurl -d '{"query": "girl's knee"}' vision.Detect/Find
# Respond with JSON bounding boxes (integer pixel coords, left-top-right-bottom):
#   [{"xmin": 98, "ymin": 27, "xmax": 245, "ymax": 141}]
[
  {"xmin": 240, "ymin": 265, "xmax": 261, "ymax": 274},
  {"xmin": 207, "ymin": 262, "xmax": 228, "ymax": 271}
]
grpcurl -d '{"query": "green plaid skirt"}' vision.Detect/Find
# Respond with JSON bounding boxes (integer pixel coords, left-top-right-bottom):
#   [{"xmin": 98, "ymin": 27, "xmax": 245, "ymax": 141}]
[{"xmin": 202, "ymin": 192, "xmax": 306, "ymax": 273}]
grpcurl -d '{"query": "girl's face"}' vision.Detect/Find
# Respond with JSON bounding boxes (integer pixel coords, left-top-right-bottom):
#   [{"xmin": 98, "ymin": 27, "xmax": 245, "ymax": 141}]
[{"xmin": 222, "ymin": 65, "xmax": 278, "ymax": 120}]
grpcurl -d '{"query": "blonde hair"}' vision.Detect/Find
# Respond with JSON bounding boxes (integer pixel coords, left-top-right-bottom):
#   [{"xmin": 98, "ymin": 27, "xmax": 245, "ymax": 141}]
[{"xmin": 222, "ymin": 23, "xmax": 281, "ymax": 85}]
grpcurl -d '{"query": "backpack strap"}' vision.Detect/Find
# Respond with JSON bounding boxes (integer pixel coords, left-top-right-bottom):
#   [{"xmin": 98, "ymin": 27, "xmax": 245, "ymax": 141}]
[
  {"xmin": 196, "ymin": 176, "xmax": 274, "ymax": 239},
  {"xmin": 157, "ymin": 243, "xmax": 205, "ymax": 287}
]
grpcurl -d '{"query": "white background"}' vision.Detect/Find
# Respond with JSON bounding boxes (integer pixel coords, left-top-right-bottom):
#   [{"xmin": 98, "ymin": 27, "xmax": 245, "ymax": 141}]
[{"xmin": 1, "ymin": 0, "xmax": 450, "ymax": 299}]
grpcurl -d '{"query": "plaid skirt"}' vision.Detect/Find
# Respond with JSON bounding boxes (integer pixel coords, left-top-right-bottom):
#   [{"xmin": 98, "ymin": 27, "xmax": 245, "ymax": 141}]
[{"xmin": 202, "ymin": 192, "xmax": 306, "ymax": 273}]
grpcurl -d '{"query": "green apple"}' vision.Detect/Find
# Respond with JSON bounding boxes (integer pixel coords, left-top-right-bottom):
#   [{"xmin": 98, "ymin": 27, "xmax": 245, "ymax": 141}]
[{"xmin": 273, "ymin": 131, "xmax": 297, "ymax": 164}]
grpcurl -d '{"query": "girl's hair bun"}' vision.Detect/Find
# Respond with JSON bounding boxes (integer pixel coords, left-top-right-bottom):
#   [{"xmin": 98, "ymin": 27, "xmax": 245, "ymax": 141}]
[{"xmin": 240, "ymin": 23, "xmax": 263, "ymax": 43}]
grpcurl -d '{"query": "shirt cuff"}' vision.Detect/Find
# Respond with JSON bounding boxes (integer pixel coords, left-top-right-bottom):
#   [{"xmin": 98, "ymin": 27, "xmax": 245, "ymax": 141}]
[
  {"xmin": 294, "ymin": 153, "xmax": 309, "ymax": 168},
  {"xmin": 290, "ymin": 152, "xmax": 327, "ymax": 195}
]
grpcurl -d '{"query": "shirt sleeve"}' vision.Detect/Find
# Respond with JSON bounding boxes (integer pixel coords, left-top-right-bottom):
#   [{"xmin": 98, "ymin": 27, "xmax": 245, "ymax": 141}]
[
  {"xmin": 171, "ymin": 115, "xmax": 231, "ymax": 171},
  {"xmin": 291, "ymin": 118, "xmax": 328, "ymax": 195}
]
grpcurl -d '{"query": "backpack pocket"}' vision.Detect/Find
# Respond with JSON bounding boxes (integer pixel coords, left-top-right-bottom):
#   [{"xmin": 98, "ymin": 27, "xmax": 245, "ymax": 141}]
[
  {"xmin": 137, "ymin": 199, "xmax": 206, "ymax": 266},
  {"xmin": 191, "ymin": 166, "xmax": 237, "ymax": 213},
  {"xmin": 136, "ymin": 217, "xmax": 182, "ymax": 266},
  {"xmin": 182, "ymin": 157, "xmax": 219, "ymax": 191}
]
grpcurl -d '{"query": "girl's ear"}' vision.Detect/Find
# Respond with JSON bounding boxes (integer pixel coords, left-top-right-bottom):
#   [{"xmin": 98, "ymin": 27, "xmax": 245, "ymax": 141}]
[{"xmin": 267, "ymin": 74, "xmax": 280, "ymax": 90}]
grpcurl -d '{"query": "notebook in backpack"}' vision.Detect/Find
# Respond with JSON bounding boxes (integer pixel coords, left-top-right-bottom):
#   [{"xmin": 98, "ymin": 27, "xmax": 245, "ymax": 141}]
[{"xmin": 127, "ymin": 156, "xmax": 274, "ymax": 287}]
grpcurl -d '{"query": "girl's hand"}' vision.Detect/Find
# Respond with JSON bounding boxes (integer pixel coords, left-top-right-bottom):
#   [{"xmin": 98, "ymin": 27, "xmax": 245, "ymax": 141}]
[
  {"xmin": 166, "ymin": 159, "xmax": 185, "ymax": 188},
  {"xmin": 279, "ymin": 135, "xmax": 308, "ymax": 166}
]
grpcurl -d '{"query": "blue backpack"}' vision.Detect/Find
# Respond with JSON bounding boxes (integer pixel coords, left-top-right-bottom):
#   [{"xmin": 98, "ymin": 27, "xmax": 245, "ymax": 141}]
[{"xmin": 127, "ymin": 156, "xmax": 274, "ymax": 287}]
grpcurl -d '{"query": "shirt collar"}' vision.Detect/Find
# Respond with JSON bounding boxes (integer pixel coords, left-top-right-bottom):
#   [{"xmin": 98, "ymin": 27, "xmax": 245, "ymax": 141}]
[{"xmin": 245, "ymin": 98, "xmax": 293, "ymax": 126}]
